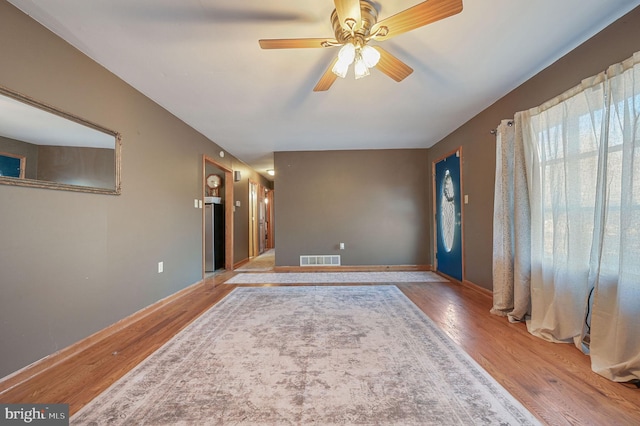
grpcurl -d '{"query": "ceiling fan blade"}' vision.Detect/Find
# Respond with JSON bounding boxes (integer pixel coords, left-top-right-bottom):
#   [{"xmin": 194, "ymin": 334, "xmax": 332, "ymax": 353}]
[
  {"xmin": 373, "ymin": 46, "xmax": 413, "ymax": 82},
  {"xmin": 259, "ymin": 38, "xmax": 337, "ymax": 49},
  {"xmin": 314, "ymin": 58, "xmax": 340, "ymax": 92},
  {"xmin": 334, "ymin": 0, "xmax": 362, "ymax": 31},
  {"xmin": 371, "ymin": 0, "xmax": 463, "ymax": 41}
]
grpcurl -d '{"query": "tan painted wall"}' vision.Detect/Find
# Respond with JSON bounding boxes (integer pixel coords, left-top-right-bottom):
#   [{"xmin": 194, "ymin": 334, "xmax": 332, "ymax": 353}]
[{"xmin": 274, "ymin": 149, "xmax": 430, "ymax": 267}]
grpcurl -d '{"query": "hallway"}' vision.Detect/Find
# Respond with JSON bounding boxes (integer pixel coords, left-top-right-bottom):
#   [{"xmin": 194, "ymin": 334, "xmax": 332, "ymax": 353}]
[{"xmin": 235, "ymin": 249, "xmax": 275, "ymax": 272}]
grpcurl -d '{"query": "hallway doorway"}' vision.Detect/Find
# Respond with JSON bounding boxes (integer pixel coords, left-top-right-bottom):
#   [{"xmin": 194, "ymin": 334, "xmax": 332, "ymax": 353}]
[
  {"xmin": 202, "ymin": 155, "xmax": 234, "ymax": 276},
  {"xmin": 249, "ymin": 181, "xmax": 273, "ymax": 258}
]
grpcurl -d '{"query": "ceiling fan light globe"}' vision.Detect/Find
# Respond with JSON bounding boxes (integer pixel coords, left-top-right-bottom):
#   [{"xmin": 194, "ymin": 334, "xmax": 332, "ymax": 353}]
[
  {"xmin": 332, "ymin": 59, "xmax": 350, "ymax": 79},
  {"xmin": 354, "ymin": 57, "xmax": 370, "ymax": 80},
  {"xmin": 337, "ymin": 43, "xmax": 356, "ymax": 64},
  {"xmin": 361, "ymin": 45, "xmax": 381, "ymax": 68}
]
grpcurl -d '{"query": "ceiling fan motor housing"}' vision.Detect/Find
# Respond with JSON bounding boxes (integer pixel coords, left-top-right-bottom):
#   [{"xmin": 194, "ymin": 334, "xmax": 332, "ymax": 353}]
[{"xmin": 331, "ymin": 0, "xmax": 379, "ymax": 46}]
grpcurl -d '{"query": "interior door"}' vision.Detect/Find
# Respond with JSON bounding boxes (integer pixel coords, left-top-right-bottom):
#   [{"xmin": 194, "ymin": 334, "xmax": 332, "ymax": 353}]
[{"xmin": 434, "ymin": 150, "xmax": 463, "ymax": 281}]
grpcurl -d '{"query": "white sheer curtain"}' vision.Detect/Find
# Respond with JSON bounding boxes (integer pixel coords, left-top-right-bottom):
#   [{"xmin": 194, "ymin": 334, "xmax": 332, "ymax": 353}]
[
  {"xmin": 588, "ymin": 52, "xmax": 640, "ymax": 381},
  {"xmin": 521, "ymin": 72, "xmax": 607, "ymax": 346},
  {"xmin": 493, "ymin": 51, "xmax": 640, "ymax": 382}
]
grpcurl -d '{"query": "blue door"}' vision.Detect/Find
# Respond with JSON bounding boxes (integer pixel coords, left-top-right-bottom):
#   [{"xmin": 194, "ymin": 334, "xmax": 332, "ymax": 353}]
[{"xmin": 434, "ymin": 151, "xmax": 463, "ymax": 280}]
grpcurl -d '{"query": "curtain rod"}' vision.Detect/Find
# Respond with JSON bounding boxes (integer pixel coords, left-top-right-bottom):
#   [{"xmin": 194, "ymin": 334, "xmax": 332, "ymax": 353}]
[{"xmin": 490, "ymin": 120, "xmax": 514, "ymax": 135}]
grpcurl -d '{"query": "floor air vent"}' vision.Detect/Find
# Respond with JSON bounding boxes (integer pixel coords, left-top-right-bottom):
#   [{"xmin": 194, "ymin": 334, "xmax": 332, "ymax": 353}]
[{"xmin": 300, "ymin": 255, "xmax": 341, "ymax": 266}]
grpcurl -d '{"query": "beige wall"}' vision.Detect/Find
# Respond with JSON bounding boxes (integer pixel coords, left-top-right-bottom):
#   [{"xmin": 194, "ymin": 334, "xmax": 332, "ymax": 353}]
[
  {"xmin": 0, "ymin": 1, "xmax": 267, "ymax": 378},
  {"xmin": 274, "ymin": 149, "xmax": 430, "ymax": 267},
  {"xmin": 428, "ymin": 5, "xmax": 640, "ymax": 289}
]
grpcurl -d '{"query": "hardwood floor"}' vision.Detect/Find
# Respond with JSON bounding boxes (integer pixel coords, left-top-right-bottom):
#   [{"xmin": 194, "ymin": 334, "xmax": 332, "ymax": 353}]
[
  {"xmin": 1, "ymin": 273, "xmax": 638, "ymax": 425},
  {"xmin": 399, "ymin": 282, "xmax": 640, "ymax": 425}
]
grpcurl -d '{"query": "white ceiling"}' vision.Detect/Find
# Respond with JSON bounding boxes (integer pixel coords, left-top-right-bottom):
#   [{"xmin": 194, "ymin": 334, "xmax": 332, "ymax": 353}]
[{"xmin": 8, "ymin": 0, "xmax": 640, "ymax": 180}]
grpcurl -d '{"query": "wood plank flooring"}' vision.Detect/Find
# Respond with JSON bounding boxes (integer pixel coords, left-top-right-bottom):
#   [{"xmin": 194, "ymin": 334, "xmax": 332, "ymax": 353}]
[
  {"xmin": 1, "ymin": 272, "xmax": 639, "ymax": 425},
  {"xmin": 398, "ymin": 282, "xmax": 640, "ymax": 425}
]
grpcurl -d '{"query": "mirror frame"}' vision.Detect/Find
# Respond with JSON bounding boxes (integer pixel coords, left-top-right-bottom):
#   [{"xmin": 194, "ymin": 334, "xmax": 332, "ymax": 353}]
[{"xmin": 0, "ymin": 85, "xmax": 122, "ymax": 195}]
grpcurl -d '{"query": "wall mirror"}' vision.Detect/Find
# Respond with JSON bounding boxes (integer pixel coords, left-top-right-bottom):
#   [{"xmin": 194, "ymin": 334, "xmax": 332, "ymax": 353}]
[{"xmin": 0, "ymin": 85, "xmax": 121, "ymax": 195}]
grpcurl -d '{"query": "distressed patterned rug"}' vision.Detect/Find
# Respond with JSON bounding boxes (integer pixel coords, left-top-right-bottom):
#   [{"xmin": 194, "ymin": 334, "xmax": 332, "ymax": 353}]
[
  {"xmin": 224, "ymin": 271, "xmax": 448, "ymax": 284},
  {"xmin": 71, "ymin": 286, "xmax": 540, "ymax": 425}
]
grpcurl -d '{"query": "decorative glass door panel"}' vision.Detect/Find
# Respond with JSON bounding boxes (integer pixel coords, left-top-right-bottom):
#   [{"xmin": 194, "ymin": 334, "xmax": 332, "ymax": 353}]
[{"xmin": 434, "ymin": 151, "xmax": 463, "ymax": 280}]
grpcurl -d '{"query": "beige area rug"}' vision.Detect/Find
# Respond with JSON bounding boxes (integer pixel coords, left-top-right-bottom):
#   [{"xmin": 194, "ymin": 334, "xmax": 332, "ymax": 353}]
[
  {"xmin": 225, "ymin": 271, "xmax": 449, "ymax": 284},
  {"xmin": 71, "ymin": 286, "xmax": 540, "ymax": 425},
  {"xmin": 235, "ymin": 249, "xmax": 275, "ymax": 272}
]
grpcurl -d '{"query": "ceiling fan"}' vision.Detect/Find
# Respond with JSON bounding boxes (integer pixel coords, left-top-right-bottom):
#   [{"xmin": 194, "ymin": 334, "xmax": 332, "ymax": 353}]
[{"xmin": 259, "ymin": 0, "xmax": 463, "ymax": 91}]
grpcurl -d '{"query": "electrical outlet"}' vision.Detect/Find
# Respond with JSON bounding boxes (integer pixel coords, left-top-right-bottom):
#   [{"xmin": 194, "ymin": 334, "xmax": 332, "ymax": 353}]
[
  {"xmin": 158, "ymin": 261, "xmax": 163, "ymax": 273},
  {"xmin": 340, "ymin": 242, "xmax": 345, "ymax": 250}
]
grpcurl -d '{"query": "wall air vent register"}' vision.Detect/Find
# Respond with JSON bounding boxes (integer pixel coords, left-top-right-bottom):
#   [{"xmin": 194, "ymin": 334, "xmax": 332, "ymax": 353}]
[{"xmin": 300, "ymin": 255, "xmax": 341, "ymax": 266}]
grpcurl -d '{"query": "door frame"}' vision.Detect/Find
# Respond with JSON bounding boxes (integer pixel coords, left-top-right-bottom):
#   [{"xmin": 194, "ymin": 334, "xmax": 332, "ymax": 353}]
[
  {"xmin": 202, "ymin": 155, "xmax": 234, "ymax": 274},
  {"xmin": 248, "ymin": 179, "xmax": 259, "ymax": 258},
  {"xmin": 432, "ymin": 147, "xmax": 465, "ymax": 282},
  {"xmin": 265, "ymin": 189, "xmax": 274, "ymax": 249}
]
